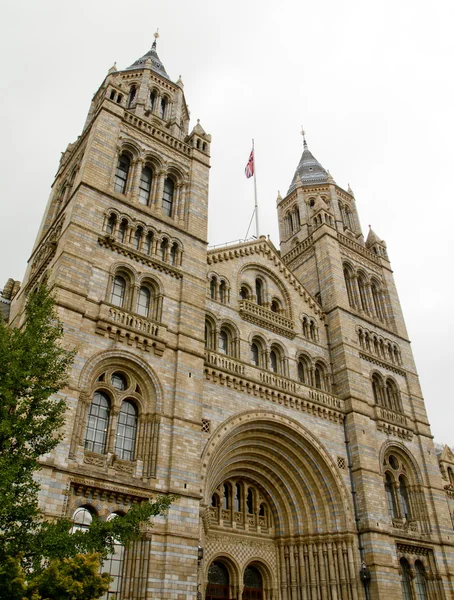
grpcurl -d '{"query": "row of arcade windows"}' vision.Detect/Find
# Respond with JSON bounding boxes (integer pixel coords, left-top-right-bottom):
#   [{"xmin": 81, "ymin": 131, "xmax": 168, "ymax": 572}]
[
  {"xmin": 358, "ymin": 327, "xmax": 401, "ymax": 365},
  {"xmin": 209, "ymin": 276, "xmax": 229, "ymax": 304},
  {"xmin": 114, "ymin": 155, "xmax": 177, "ymax": 218},
  {"xmin": 338, "ymin": 201, "xmax": 355, "ymax": 231},
  {"xmin": 211, "ymin": 480, "xmax": 271, "ymax": 529},
  {"xmin": 205, "ymin": 320, "xmax": 330, "ymax": 390},
  {"xmin": 207, "ymin": 562, "xmax": 263, "ymax": 600},
  {"xmin": 109, "ymin": 274, "xmax": 161, "ymax": 322},
  {"xmin": 383, "ymin": 454, "xmax": 415, "ymax": 522},
  {"xmin": 343, "ymin": 264, "xmax": 387, "ymax": 321},
  {"xmin": 105, "ymin": 214, "xmax": 182, "ymax": 265},
  {"xmin": 372, "ymin": 373, "xmax": 403, "ymax": 413},
  {"xmin": 284, "ymin": 205, "xmax": 301, "ymax": 238},
  {"xmin": 400, "ymin": 559, "xmax": 428, "ymax": 600}
]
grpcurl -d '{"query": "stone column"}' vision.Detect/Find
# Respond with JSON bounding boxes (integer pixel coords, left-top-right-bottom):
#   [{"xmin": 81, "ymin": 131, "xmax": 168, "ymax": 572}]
[{"xmin": 130, "ymin": 158, "xmax": 144, "ymax": 201}]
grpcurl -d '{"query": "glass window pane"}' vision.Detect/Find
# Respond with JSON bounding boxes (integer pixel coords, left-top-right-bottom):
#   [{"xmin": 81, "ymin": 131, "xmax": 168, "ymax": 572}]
[
  {"xmin": 162, "ymin": 178, "xmax": 174, "ymax": 216},
  {"xmin": 111, "ymin": 276, "xmax": 126, "ymax": 307},
  {"xmin": 139, "ymin": 167, "xmax": 152, "ymax": 205},
  {"xmin": 84, "ymin": 392, "xmax": 110, "ymax": 454},
  {"xmin": 137, "ymin": 287, "xmax": 151, "ymax": 317},
  {"xmin": 114, "ymin": 401, "xmax": 138, "ymax": 461}
]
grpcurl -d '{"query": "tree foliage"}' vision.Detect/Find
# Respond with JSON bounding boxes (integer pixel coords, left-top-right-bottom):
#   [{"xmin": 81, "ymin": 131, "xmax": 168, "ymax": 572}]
[{"xmin": 0, "ymin": 284, "xmax": 75, "ymax": 560}]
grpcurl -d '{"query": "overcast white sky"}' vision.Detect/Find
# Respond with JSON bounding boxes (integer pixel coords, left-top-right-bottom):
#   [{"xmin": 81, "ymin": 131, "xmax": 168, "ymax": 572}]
[{"xmin": 1, "ymin": 0, "xmax": 453, "ymax": 442}]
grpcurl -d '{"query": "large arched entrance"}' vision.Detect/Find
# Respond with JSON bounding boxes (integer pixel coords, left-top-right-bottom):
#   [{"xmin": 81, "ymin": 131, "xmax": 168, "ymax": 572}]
[{"xmin": 201, "ymin": 411, "xmax": 361, "ymax": 600}]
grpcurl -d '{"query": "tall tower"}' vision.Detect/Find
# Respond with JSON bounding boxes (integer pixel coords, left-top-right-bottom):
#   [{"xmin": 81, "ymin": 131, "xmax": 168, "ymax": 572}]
[
  {"xmin": 9, "ymin": 35, "xmax": 211, "ymax": 599},
  {"xmin": 278, "ymin": 135, "xmax": 453, "ymax": 598}
]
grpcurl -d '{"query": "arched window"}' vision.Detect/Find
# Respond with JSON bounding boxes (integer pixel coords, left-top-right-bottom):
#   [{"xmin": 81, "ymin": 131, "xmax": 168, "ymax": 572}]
[
  {"xmin": 218, "ymin": 329, "xmax": 229, "ymax": 355},
  {"xmin": 255, "ymin": 279, "xmax": 263, "ymax": 305},
  {"xmin": 106, "ymin": 214, "xmax": 116, "ymax": 234},
  {"xmin": 222, "ymin": 483, "xmax": 230, "ymax": 509},
  {"xmin": 149, "ymin": 91, "xmax": 156, "ymax": 111},
  {"xmin": 239, "ymin": 285, "xmax": 249, "ymax": 300},
  {"xmin": 399, "ymin": 475, "xmax": 411, "ymax": 519},
  {"xmin": 314, "ymin": 363, "xmax": 326, "ymax": 390},
  {"xmin": 117, "ymin": 219, "xmax": 127, "ymax": 243},
  {"xmin": 385, "ymin": 472, "xmax": 398, "ymax": 519},
  {"xmin": 139, "ymin": 167, "xmax": 153, "ymax": 205},
  {"xmin": 127, "ymin": 86, "xmax": 136, "ymax": 108},
  {"xmin": 251, "ymin": 343, "xmax": 259, "ymax": 366},
  {"xmin": 270, "ymin": 349, "xmax": 278, "ymax": 373},
  {"xmin": 84, "ymin": 391, "xmax": 110, "ymax": 454},
  {"xmin": 298, "ymin": 357, "xmax": 310, "ymax": 385},
  {"xmin": 448, "ymin": 467, "xmax": 454, "ymax": 486},
  {"xmin": 162, "ymin": 178, "xmax": 174, "ymax": 216},
  {"xmin": 343, "ymin": 267, "xmax": 355, "ymax": 308},
  {"xmin": 400, "ymin": 558, "xmax": 413, "ymax": 600},
  {"xmin": 372, "ymin": 374, "xmax": 383, "ymax": 405},
  {"xmin": 415, "ymin": 560, "xmax": 427, "ymax": 599},
  {"xmin": 210, "ymin": 276, "xmax": 217, "ymax": 300},
  {"xmin": 111, "ymin": 276, "xmax": 126, "ymax": 307},
  {"xmin": 386, "ymin": 379, "xmax": 401, "ymax": 412},
  {"xmin": 160, "ymin": 97, "xmax": 167, "ymax": 119},
  {"xmin": 72, "ymin": 507, "xmax": 94, "ymax": 533},
  {"xmin": 160, "ymin": 239, "xmax": 168, "ymax": 261},
  {"xmin": 114, "ymin": 155, "xmax": 130, "ymax": 194},
  {"xmin": 170, "ymin": 243, "xmax": 178, "ymax": 266},
  {"xmin": 234, "ymin": 483, "xmax": 242, "ymax": 511},
  {"xmin": 247, "ymin": 488, "xmax": 254, "ymax": 514},
  {"xmin": 371, "ymin": 282, "xmax": 384, "ymax": 320},
  {"xmin": 144, "ymin": 232, "xmax": 153, "ymax": 255},
  {"xmin": 205, "ymin": 319, "xmax": 215, "ymax": 350},
  {"xmin": 358, "ymin": 275, "xmax": 369, "ymax": 313},
  {"xmin": 244, "ymin": 566, "xmax": 263, "ymax": 596},
  {"xmin": 219, "ymin": 281, "xmax": 227, "ymax": 303},
  {"xmin": 114, "ymin": 401, "xmax": 138, "ymax": 461},
  {"xmin": 136, "ymin": 286, "xmax": 152, "ymax": 317},
  {"xmin": 132, "ymin": 227, "xmax": 142, "ymax": 250}
]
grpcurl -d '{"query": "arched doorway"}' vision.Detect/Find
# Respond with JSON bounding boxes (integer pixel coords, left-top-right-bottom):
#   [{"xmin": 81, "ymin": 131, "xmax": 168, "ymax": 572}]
[
  {"xmin": 206, "ymin": 561, "xmax": 231, "ymax": 600},
  {"xmin": 243, "ymin": 565, "xmax": 262, "ymax": 600}
]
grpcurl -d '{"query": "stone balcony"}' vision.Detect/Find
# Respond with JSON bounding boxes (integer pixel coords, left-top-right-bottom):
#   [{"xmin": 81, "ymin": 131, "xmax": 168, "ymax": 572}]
[
  {"xmin": 239, "ymin": 299, "xmax": 295, "ymax": 339},
  {"xmin": 95, "ymin": 302, "xmax": 166, "ymax": 355}
]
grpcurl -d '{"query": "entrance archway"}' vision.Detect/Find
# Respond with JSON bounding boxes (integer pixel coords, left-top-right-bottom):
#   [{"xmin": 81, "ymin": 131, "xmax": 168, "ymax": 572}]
[
  {"xmin": 206, "ymin": 561, "xmax": 231, "ymax": 600},
  {"xmin": 243, "ymin": 565, "xmax": 262, "ymax": 600}
]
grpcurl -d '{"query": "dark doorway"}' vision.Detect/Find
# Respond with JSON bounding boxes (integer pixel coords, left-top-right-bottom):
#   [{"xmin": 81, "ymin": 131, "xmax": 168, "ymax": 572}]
[
  {"xmin": 243, "ymin": 565, "xmax": 263, "ymax": 600},
  {"xmin": 206, "ymin": 561, "xmax": 230, "ymax": 600}
]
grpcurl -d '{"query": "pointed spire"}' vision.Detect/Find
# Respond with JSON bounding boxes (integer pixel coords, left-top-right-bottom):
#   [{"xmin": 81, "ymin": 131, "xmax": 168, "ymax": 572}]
[
  {"xmin": 108, "ymin": 62, "xmax": 117, "ymax": 74},
  {"xmin": 365, "ymin": 225, "xmax": 381, "ymax": 248},
  {"xmin": 126, "ymin": 29, "xmax": 170, "ymax": 80},
  {"xmin": 276, "ymin": 190, "xmax": 283, "ymax": 205},
  {"xmin": 348, "ymin": 183, "xmax": 354, "ymax": 196},
  {"xmin": 287, "ymin": 130, "xmax": 329, "ymax": 194}
]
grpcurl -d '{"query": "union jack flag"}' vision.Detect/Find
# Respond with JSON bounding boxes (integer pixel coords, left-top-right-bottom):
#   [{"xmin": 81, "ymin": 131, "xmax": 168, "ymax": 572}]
[{"xmin": 245, "ymin": 148, "xmax": 254, "ymax": 178}]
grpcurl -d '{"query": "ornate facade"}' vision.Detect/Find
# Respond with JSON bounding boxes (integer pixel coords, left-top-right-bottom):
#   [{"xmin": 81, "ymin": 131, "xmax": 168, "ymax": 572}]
[{"xmin": 3, "ymin": 37, "xmax": 454, "ymax": 600}]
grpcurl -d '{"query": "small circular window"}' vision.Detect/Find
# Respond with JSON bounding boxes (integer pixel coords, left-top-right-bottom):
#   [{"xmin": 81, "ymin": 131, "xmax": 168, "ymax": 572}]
[
  {"xmin": 389, "ymin": 455, "xmax": 399, "ymax": 470},
  {"xmin": 111, "ymin": 372, "xmax": 127, "ymax": 391}
]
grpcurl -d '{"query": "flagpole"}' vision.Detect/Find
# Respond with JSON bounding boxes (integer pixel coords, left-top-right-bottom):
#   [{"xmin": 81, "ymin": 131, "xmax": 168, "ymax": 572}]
[{"xmin": 253, "ymin": 139, "xmax": 259, "ymax": 237}]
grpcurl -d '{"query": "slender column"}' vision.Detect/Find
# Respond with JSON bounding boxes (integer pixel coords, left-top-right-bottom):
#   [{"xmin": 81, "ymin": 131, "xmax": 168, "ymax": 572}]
[
  {"xmin": 289, "ymin": 544, "xmax": 298, "ymax": 600},
  {"xmin": 308, "ymin": 544, "xmax": 317, "ymax": 600},
  {"xmin": 107, "ymin": 408, "xmax": 120, "ymax": 453},
  {"xmin": 298, "ymin": 544, "xmax": 308, "ymax": 600},
  {"xmin": 351, "ymin": 275, "xmax": 361, "ymax": 310},
  {"xmin": 318, "ymin": 543, "xmax": 328, "ymax": 600},
  {"xmin": 280, "ymin": 545, "xmax": 289, "ymax": 600},
  {"xmin": 365, "ymin": 283, "xmax": 377, "ymax": 318},
  {"xmin": 173, "ymin": 183, "xmax": 181, "ymax": 218},
  {"xmin": 154, "ymin": 170, "xmax": 166, "ymax": 212},
  {"xmin": 179, "ymin": 182, "xmax": 188, "ymax": 222},
  {"xmin": 336, "ymin": 541, "xmax": 348, "ymax": 599},
  {"xmin": 130, "ymin": 158, "xmax": 143, "ymax": 201},
  {"xmin": 327, "ymin": 542, "xmax": 338, "ymax": 600},
  {"xmin": 346, "ymin": 540, "xmax": 359, "ymax": 600}
]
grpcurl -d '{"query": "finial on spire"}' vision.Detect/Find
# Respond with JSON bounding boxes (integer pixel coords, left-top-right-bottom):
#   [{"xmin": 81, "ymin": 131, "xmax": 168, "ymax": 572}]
[
  {"xmin": 152, "ymin": 28, "xmax": 160, "ymax": 49},
  {"xmin": 301, "ymin": 125, "xmax": 307, "ymax": 148}
]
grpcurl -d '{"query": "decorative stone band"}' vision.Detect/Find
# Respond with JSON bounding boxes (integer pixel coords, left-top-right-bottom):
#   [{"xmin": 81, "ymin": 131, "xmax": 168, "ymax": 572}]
[
  {"xmin": 95, "ymin": 301, "xmax": 166, "ymax": 356},
  {"xmin": 337, "ymin": 231, "xmax": 381, "ymax": 265},
  {"xmin": 359, "ymin": 351, "xmax": 406, "ymax": 377},
  {"xmin": 204, "ymin": 366, "xmax": 344, "ymax": 424},
  {"xmin": 98, "ymin": 235, "xmax": 183, "ymax": 279},
  {"xmin": 374, "ymin": 405, "xmax": 414, "ymax": 441},
  {"xmin": 123, "ymin": 111, "xmax": 193, "ymax": 157},
  {"xmin": 281, "ymin": 235, "xmax": 314, "ymax": 265},
  {"xmin": 239, "ymin": 299, "xmax": 295, "ymax": 339}
]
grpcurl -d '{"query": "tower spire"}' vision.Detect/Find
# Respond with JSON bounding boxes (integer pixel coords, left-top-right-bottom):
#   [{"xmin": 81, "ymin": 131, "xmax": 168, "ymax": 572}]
[
  {"xmin": 152, "ymin": 28, "xmax": 159, "ymax": 49},
  {"xmin": 301, "ymin": 125, "xmax": 308, "ymax": 148}
]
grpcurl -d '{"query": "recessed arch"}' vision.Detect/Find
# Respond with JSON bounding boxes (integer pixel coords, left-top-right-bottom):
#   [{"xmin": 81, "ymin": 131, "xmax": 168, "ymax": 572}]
[{"xmin": 202, "ymin": 411, "xmax": 356, "ymax": 537}]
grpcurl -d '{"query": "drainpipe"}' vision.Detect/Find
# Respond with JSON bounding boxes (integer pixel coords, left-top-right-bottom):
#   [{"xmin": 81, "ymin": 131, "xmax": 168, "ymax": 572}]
[{"xmin": 344, "ymin": 418, "xmax": 371, "ymax": 600}]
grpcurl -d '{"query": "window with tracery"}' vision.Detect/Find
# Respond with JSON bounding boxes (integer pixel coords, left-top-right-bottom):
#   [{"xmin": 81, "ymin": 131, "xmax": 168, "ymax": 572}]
[
  {"xmin": 399, "ymin": 559, "xmax": 413, "ymax": 600},
  {"xmin": 383, "ymin": 453, "xmax": 421, "ymax": 526}
]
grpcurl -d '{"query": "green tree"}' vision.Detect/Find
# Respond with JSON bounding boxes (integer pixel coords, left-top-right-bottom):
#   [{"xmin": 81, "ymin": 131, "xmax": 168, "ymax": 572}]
[
  {"xmin": 27, "ymin": 553, "xmax": 111, "ymax": 600},
  {"xmin": 0, "ymin": 284, "xmax": 75, "ymax": 561}
]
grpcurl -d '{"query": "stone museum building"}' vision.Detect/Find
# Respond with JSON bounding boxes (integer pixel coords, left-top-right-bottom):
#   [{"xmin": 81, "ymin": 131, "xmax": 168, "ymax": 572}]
[{"xmin": 3, "ymin": 37, "xmax": 454, "ymax": 599}]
